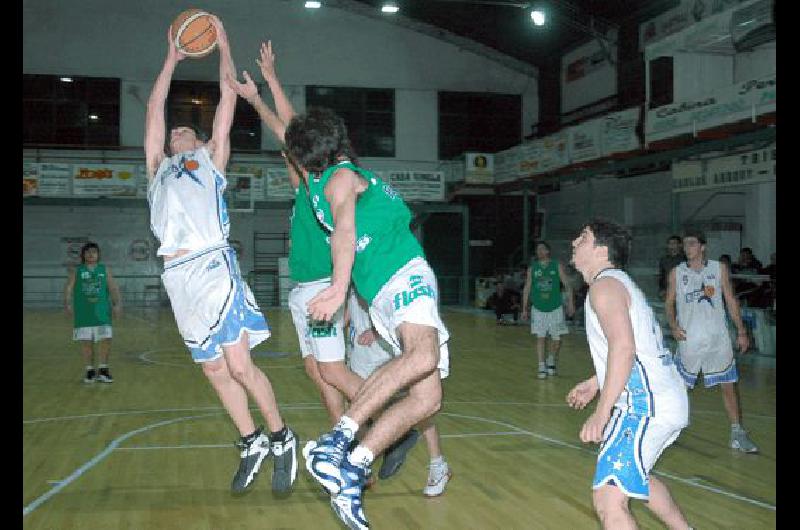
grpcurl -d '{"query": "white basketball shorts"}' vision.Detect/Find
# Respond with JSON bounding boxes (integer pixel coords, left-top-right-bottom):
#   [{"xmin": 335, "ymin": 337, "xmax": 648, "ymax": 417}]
[
  {"xmin": 531, "ymin": 306, "xmax": 568, "ymax": 338},
  {"xmin": 73, "ymin": 325, "xmax": 113, "ymax": 342},
  {"xmin": 368, "ymin": 257, "xmax": 450, "ymax": 378},
  {"xmin": 288, "ymin": 278, "xmax": 346, "ymax": 363}
]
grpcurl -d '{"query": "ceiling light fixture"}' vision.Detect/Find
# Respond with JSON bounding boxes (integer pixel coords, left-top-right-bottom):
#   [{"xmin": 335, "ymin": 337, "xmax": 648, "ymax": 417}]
[
  {"xmin": 304, "ymin": 1, "xmax": 321, "ymax": 8},
  {"xmin": 60, "ymin": 77, "xmax": 73, "ymax": 83},
  {"xmin": 530, "ymin": 9, "xmax": 546, "ymax": 26},
  {"xmin": 382, "ymin": 2, "xmax": 399, "ymax": 14}
]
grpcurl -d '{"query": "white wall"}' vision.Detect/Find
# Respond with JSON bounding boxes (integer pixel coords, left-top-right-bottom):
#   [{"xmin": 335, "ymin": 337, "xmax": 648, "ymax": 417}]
[
  {"xmin": 734, "ymin": 42, "xmax": 776, "ymax": 82},
  {"xmin": 561, "ymin": 34, "xmax": 617, "ymax": 114},
  {"xmin": 672, "ymin": 53, "xmax": 734, "ymax": 100},
  {"xmin": 23, "ymin": 0, "xmax": 538, "ymax": 160}
]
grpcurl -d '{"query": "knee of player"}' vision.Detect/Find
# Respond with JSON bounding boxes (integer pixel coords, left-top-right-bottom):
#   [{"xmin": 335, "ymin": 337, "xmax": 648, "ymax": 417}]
[
  {"xmin": 226, "ymin": 360, "xmax": 254, "ymax": 383},
  {"xmin": 201, "ymin": 358, "xmax": 230, "ymax": 379},
  {"xmin": 303, "ymin": 357, "xmax": 323, "ymax": 384},
  {"xmin": 592, "ymin": 487, "xmax": 630, "ymax": 518}
]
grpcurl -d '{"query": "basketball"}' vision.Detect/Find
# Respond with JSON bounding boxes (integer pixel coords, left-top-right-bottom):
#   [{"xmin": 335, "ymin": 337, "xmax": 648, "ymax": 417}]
[{"xmin": 170, "ymin": 9, "xmax": 217, "ymax": 58}]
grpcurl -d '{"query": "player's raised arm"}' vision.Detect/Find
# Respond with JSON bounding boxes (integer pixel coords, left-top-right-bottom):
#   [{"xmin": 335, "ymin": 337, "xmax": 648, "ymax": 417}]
[
  {"xmin": 257, "ymin": 41, "xmax": 296, "ymax": 125},
  {"xmin": 145, "ymin": 27, "xmax": 185, "ymax": 178},
  {"xmin": 208, "ymin": 15, "xmax": 236, "ymax": 171}
]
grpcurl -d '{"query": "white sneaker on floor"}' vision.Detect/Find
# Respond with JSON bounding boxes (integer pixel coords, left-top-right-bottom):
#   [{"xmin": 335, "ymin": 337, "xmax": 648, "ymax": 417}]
[
  {"xmin": 423, "ymin": 462, "xmax": 451, "ymax": 497},
  {"xmin": 730, "ymin": 427, "xmax": 759, "ymax": 453}
]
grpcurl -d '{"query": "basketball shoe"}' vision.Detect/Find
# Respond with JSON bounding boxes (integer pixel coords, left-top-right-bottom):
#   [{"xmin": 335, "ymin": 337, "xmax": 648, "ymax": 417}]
[
  {"xmin": 270, "ymin": 427, "xmax": 298, "ymax": 493},
  {"xmin": 303, "ymin": 427, "xmax": 354, "ymax": 495},
  {"xmin": 330, "ymin": 459, "xmax": 370, "ymax": 530},
  {"xmin": 83, "ymin": 368, "xmax": 96, "ymax": 383},
  {"xmin": 231, "ymin": 428, "xmax": 271, "ymax": 493},
  {"xmin": 97, "ymin": 367, "xmax": 114, "ymax": 383},
  {"xmin": 730, "ymin": 425, "xmax": 759, "ymax": 453},
  {"xmin": 378, "ymin": 428, "xmax": 420, "ymax": 480},
  {"xmin": 423, "ymin": 459, "xmax": 452, "ymax": 497}
]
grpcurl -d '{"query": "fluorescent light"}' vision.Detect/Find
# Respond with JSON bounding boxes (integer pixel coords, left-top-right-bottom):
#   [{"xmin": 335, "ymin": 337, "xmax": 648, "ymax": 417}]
[
  {"xmin": 304, "ymin": 1, "xmax": 321, "ymax": 8},
  {"xmin": 382, "ymin": 3, "xmax": 399, "ymax": 14},
  {"xmin": 89, "ymin": 114, "xmax": 99, "ymax": 120},
  {"xmin": 531, "ymin": 10, "xmax": 546, "ymax": 26},
  {"xmin": 60, "ymin": 77, "xmax": 73, "ymax": 83}
]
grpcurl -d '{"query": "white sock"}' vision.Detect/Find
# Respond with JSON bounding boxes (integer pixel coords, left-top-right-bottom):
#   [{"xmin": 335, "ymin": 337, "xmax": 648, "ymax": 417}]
[
  {"xmin": 538, "ymin": 361, "xmax": 546, "ymax": 371},
  {"xmin": 99, "ymin": 363, "xmax": 108, "ymax": 369},
  {"xmin": 348, "ymin": 445, "xmax": 374, "ymax": 468},
  {"xmin": 546, "ymin": 355, "xmax": 556, "ymax": 366},
  {"xmin": 86, "ymin": 365, "xmax": 94, "ymax": 371},
  {"xmin": 336, "ymin": 415, "xmax": 359, "ymax": 438},
  {"xmin": 731, "ymin": 423, "xmax": 742, "ymax": 431},
  {"xmin": 430, "ymin": 455, "xmax": 445, "ymax": 467}
]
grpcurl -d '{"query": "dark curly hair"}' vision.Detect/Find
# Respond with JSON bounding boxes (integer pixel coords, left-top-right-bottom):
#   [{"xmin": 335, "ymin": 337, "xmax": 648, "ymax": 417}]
[
  {"xmin": 582, "ymin": 218, "xmax": 632, "ymax": 269},
  {"xmin": 284, "ymin": 107, "xmax": 359, "ymax": 173},
  {"xmin": 80, "ymin": 242, "xmax": 100, "ymax": 264}
]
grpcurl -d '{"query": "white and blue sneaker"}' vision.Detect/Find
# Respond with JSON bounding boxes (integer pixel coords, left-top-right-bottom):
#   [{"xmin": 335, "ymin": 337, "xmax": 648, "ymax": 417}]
[
  {"xmin": 331, "ymin": 459, "xmax": 370, "ymax": 530},
  {"xmin": 303, "ymin": 428, "xmax": 353, "ymax": 495}
]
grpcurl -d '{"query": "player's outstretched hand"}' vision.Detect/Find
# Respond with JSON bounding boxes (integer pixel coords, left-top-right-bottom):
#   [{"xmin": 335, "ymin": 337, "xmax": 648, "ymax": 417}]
[
  {"xmin": 256, "ymin": 41, "xmax": 277, "ymax": 80},
  {"xmin": 580, "ymin": 409, "xmax": 610, "ymax": 444},
  {"xmin": 226, "ymin": 71, "xmax": 258, "ymax": 103},
  {"xmin": 308, "ymin": 286, "xmax": 346, "ymax": 322},
  {"xmin": 670, "ymin": 325, "xmax": 687, "ymax": 341},
  {"xmin": 167, "ymin": 27, "xmax": 186, "ymax": 63},
  {"xmin": 567, "ymin": 378, "xmax": 598, "ymax": 410}
]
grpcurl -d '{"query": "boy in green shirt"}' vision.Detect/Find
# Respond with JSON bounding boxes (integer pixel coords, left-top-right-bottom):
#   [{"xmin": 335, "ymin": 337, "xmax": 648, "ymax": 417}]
[
  {"xmin": 522, "ymin": 241, "xmax": 575, "ymax": 379},
  {"xmin": 64, "ymin": 242, "xmax": 121, "ymax": 383}
]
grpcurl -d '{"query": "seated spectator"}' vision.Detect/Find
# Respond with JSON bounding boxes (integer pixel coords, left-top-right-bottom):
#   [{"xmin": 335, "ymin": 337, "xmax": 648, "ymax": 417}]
[
  {"xmin": 733, "ymin": 247, "xmax": 763, "ymax": 274},
  {"xmin": 732, "ymin": 247, "xmax": 765, "ymax": 306},
  {"xmin": 485, "ymin": 281, "xmax": 521, "ymax": 324},
  {"xmin": 658, "ymin": 235, "xmax": 686, "ymax": 299},
  {"xmin": 719, "ymin": 254, "xmax": 732, "ymax": 268}
]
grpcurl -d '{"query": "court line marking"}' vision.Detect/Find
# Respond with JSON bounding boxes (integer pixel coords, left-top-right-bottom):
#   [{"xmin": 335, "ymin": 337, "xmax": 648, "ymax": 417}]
[
  {"xmin": 23, "ymin": 412, "xmax": 221, "ymax": 517},
  {"xmin": 23, "ymin": 401, "xmax": 776, "ymax": 424},
  {"xmin": 116, "ymin": 432, "xmax": 530, "ymax": 451},
  {"xmin": 137, "ymin": 349, "xmax": 303, "ymax": 369},
  {"xmin": 23, "ymin": 407, "xmax": 775, "ymax": 516},
  {"xmin": 440, "ymin": 412, "xmax": 776, "ymax": 512}
]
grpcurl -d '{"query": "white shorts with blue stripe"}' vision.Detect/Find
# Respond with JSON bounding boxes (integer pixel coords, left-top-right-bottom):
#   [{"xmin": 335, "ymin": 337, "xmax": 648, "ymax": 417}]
[
  {"xmin": 161, "ymin": 243, "xmax": 270, "ymax": 363},
  {"xmin": 592, "ymin": 408, "xmax": 683, "ymax": 500}
]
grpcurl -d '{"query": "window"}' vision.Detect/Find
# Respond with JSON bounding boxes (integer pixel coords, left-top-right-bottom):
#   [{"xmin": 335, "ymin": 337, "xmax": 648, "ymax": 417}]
[
  {"xmin": 23, "ymin": 75, "xmax": 120, "ymax": 147},
  {"xmin": 306, "ymin": 86, "xmax": 395, "ymax": 157},
  {"xmin": 648, "ymin": 56, "xmax": 674, "ymax": 109},
  {"xmin": 167, "ymin": 81, "xmax": 262, "ymax": 151},
  {"xmin": 438, "ymin": 92, "xmax": 521, "ymax": 160}
]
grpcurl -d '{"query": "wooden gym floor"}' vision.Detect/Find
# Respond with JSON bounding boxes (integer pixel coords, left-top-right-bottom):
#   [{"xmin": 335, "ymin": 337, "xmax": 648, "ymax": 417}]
[{"xmin": 23, "ymin": 307, "xmax": 776, "ymax": 529}]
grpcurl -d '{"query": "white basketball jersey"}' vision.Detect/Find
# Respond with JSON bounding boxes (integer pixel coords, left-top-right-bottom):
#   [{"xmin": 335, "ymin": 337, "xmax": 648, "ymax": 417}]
[
  {"xmin": 674, "ymin": 260, "xmax": 728, "ymax": 335},
  {"xmin": 585, "ymin": 269, "xmax": 688, "ymax": 424},
  {"xmin": 148, "ymin": 147, "xmax": 230, "ymax": 256}
]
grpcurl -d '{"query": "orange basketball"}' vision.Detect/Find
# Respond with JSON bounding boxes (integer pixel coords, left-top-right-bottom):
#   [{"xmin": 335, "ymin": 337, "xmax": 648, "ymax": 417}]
[{"xmin": 170, "ymin": 9, "xmax": 217, "ymax": 58}]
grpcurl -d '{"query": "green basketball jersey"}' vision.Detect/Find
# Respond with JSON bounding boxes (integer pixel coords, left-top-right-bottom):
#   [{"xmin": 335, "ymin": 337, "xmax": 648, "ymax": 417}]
[
  {"xmin": 289, "ymin": 185, "xmax": 333, "ymax": 282},
  {"xmin": 530, "ymin": 259, "xmax": 562, "ymax": 312},
  {"xmin": 308, "ymin": 161, "xmax": 424, "ymax": 304},
  {"xmin": 73, "ymin": 263, "xmax": 112, "ymax": 328}
]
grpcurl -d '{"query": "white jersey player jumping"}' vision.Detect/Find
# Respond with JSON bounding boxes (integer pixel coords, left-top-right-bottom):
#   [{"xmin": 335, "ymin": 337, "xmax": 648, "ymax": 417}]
[{"xmin": 567, "ymin": 219, "xmax": 692, "ymax": 530}]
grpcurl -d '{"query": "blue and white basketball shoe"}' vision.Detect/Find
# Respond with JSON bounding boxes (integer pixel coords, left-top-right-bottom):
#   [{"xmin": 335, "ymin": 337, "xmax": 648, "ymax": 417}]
[
  {"xmin": 303, "ymin": 428, "xmax": 353, "ymax": 495},
  {"xmin": 331, "ymin": 459, "xmax": 370, "ymax": 530}
]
